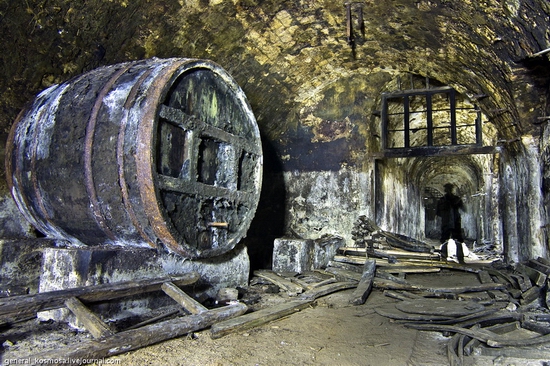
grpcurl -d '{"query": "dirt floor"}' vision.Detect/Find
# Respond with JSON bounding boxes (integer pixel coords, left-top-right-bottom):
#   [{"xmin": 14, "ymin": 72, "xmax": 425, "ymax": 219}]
[
  {"xmin": 110, "ymin": 288, "xmax": 446, "ymax": 366},
  {"xmin": 4, "ymin": 269, "xmax": 550, "ymax": 366},
  {"xmin": 107, "ymin": 270, "xmax": 549, "ymax": 366}
]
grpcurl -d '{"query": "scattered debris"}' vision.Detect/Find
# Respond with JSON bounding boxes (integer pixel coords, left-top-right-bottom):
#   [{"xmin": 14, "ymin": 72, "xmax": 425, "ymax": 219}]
[
  {"xmin": 0, "ymin": 273, "xmax": 247, "ymax": 361},
  {"xmin": 348, "ymin": 217, "xmax": 550, "ymax": 364},
  {"xmin": 351, "ymin": 216, "xmax": 433, "ymax": 253},
  {"xmin": 4, "ymin": 222, "xmax": 550, "ymax": 366}
]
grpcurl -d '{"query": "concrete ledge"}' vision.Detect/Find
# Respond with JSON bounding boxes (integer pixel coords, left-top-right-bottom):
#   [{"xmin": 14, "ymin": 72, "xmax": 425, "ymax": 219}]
[
  {"xmin": 37, "ymin": 243, "xmax": 250, "ymax": 327},
  {"xmin": 0, "ymin": 238, "xmax": 64, "ymax": 296}
]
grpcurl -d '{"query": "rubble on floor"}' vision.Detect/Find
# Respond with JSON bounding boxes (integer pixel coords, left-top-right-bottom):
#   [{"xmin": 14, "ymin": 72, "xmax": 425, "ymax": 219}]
[{"xmin": 341, "ymin": 216, "xmax": 550, "ymax": 364}]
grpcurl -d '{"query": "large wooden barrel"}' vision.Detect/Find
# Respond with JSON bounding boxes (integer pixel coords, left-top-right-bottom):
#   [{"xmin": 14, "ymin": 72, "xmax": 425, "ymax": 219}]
[{"xmin": 6, "ymin": 58, "xmax": 263, "ymax": 259}]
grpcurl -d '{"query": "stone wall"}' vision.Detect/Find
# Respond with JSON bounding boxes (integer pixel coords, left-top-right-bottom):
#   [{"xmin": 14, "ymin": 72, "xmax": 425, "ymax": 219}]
[{"xmin": 501, "ymin": 137, "xmax": 548, "ymax": 262}]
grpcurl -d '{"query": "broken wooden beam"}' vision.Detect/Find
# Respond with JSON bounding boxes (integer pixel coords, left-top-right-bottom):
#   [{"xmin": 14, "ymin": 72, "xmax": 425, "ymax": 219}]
[
  {"xmin": 474, "ymin": 344, "xmax": 550, "ymax": 359},
  {"xmin": 373, "ymin": 280, "xmax": 421, "ymax": 292},
  {"xmin": 334, "ymin": 254, "xmax": 482, "ymax": 273},
  {"xmin": 333, "ymin": 254, "xmax": 368, "ymax": 265},
  {"xmin": 31, "ymin": 302, "xmax": 248, "ymax": 362},
  {"xmin": 453, "ymin": 311, "xmax": 523, "ymax": 329},
  {"xmin": 475, "ymin": 270, "xmax": 509, "ymax": 302},
  {"xmin": 376, "ymin": 271, "xmax": 412, "ymax": 285},
  {"xmin": 447, "ymin": 332, "xmax": 463, "ymax": 366},
  {"xmin": 378, "ymin": 266, "xmax": 441, "ymax": 274},
  {"xmin": 374, "ymin": 304, "xmax": 454, "ymax": 322},
  {"xmin": 338, "ymin": 247, "xmax": 368, "ymax": 257},
  {"xmin": 309, "ymin": 277, "xmax": 337, "ymax": 288},
  {"xmin": 426, "ymin": 282, "xmax": 507, "ymax": 295},
  {"xmin": 510, "ymin": 273, "xmax": 532, "ymax": 292},
  {"xmin": 463, "ymin": 321, "xmax": 518, "ymax": 356},
  {"xmin": 211, "ymin": 299, "xmax": 311, "ymax": 339},
  {"xmin": 369, "ymin": 248, "xmax": 440, "ymax": 261},
  {"xmin": 395, "ymin": 298, "xmax": 484, "ymax": 318},
  {"xmin": 253, "ymin": 270, "xmax": 304, "ymax": 296},
  {"xmin": 383, "ymin": 290, "xmax": 422, "ymax": 301},
  {"xmin": 527, "ymin": 259, "xmax": 550, "ymax": 275},
  {"xmin": 335, "ymin": 265, "xmax": 413, "ymax": 287},
  {"xmin": 428, "ymin": 307, "xmax": 506, "ymax": 326},
  {"xmin": 406, "ymin": 322, "xmax": 550, "ymax": 348},
  {"xmin": 352, "ymin": 216, "xmax": 433, "ymax": 253},
  {"xmin": 349, "ymin": 259, "xmax": 376, "ymax": 305},
  {"xmin": 299, "ymin": 282, "xmax": 358, "ymax": 301},
  {"xmin": 327, "ymin": 260, "xmax": 363, "ymax": 273},
  {"xmin": 289, "ymin": 276, "xmax": 314, "ymax": 291},
  {"xmin": 487, "ymin": 269, "xmax": 517, "ymax": 288},
  {"xmin": 375, "ymin": 280, "xmax": 506, "ymax": 294},
  {"xmin": 477, "ymin": 270, "xmax": 493, "ymax": 284},
  {"xmin": 324, "ymin": 266, "xmax": 361, "ymax": 282},
  {"xmin": 520, "ymin": 285, "xmax": 543, "ymax": 304},
  {"xmin": 517, "ymin": 263, "xmax": 547, "ymax": 287},
  {"xmin": 486, "ymin": 290, "xmax": 510, "ymax": 302},
  {"xmin": 521, "ymin": 319, "xmax": 550, "ymax": 335},
  {"xmin": 0, "ymin": 273, "xmax": 200, "ymax": 321},
  {"xmin": 457, "ymin": 291, "xmax": 494, "ymax": 304}
]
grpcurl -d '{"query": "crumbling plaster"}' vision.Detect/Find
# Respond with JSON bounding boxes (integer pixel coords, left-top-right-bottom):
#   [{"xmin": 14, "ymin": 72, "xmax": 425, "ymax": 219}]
[{"xmin": 1, "ymin": 0, "xmax": 549, "ymax": 263}]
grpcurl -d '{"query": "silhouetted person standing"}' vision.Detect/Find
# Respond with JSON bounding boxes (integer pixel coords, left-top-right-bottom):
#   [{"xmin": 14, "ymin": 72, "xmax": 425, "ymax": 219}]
[{"xmin": 436, "ymin": 183, "xmax": 464, "ymax": 243}]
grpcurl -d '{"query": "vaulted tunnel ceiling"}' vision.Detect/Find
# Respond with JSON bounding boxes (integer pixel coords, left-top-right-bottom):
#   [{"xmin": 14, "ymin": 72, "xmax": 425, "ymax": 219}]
[
  {"xmin": 407, "ymin": 155, "xmax": 488, "ymax": 197},
  {"xmin": 0, "ymin": 0, "xmax": 549, "ymax": 166}
]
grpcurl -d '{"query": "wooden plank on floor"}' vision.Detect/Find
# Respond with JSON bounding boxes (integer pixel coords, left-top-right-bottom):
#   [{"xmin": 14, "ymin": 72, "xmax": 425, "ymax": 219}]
[
  {"xmin": 299, "ymin": 282, "xmax": 357, "ymax": 301},
  {"xmin": 405, "ymin": 322, "xmax": 550, "ymax": 348},
  {"xmin": 324, "ymin": 266, "xmax": 361, "ymax": 282},
  {"xmin": 210, "ymin": 299, "xmax": 311, "ymax": 339},
  {"xmin": 338, "ymin": 247, "xmax": 439, "ymax": 260},
  {"xmin": 253, "ymin": 270, "xmax": 304, "ymax": 296},
  {"xmin": 447, "ymin": 332, "xmax": 462, "ymax": 366},
  {"xmin": 333, "ymin": 254, "xmax": 368, "ymax": 265},
  {"xmin": 378, "ymin": 266, "xmax": 441, "ymax": 274},
  {"xmin": 327, "ymin": 260, "xmax": 363, "ymax": 273},
  {"xmin": 349, "ymin": 259, "xmax": 376, "ymax": 305},
  {"xmin": 373, "ymin": 281, "xmax": 506, "ymax": 294},
  {"xmin": 477, "ymin": 270, "xmax": 493, "ymax": 284}
]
